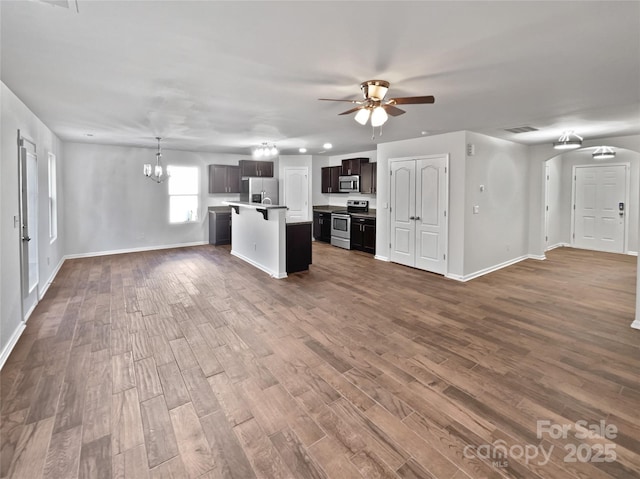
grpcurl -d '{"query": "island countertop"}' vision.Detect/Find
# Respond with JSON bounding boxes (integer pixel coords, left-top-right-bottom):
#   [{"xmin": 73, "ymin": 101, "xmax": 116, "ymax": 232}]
[{"xmin": 223, "ymin": 201, "xmax": 287, "ymax": 210}]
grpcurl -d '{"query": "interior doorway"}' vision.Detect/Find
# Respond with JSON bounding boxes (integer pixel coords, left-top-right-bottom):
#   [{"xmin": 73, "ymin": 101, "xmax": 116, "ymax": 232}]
[{"xmin": 18, "ymin": 133, "xmax": 39, "ymax": 319}]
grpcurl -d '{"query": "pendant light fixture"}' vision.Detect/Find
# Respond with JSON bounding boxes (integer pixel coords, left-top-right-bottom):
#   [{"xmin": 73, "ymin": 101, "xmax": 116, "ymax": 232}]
[
  {"xmin": 592, "ymin": 146, "xmax": 616, "ymax": 160},
  {"xmin": 143, "ymin": 137, "xmax": 169, "ymax": 183},
  {"xmin": 553, "ymin": 131, "xmax": 583, "ymax": 150},
  {"xmin": 252, "ymin": 142, "xmax": 278, "ymax": 159}
]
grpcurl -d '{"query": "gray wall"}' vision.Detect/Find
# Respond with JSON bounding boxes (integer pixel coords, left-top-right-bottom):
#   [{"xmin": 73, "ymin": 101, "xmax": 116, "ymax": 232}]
[
  {"xmin": 463, "ymin": 132, "xmax": 529, "ymax": 276},
  {"xmin": 1, "ymin": 82, "xmax": 65, "ymax": 361},
  {"xmin": 62, "ymin": 143, "xmax": 258, "ymax": 256}
]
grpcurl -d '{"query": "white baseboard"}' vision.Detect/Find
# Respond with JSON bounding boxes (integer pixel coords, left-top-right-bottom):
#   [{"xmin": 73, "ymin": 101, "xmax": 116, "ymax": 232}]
[
  {"xmin": 0, "ymin": 323, "xmax": 26, "ymax": 370},
  {"xmin": 627, "ymin": 251, "xmax": 638, "ymax": 256},
  {"xmin": 230, "ymin": 250, "xmax": 287, "ymax": 279},
  {"xmin": 445, "ymin": 255, "xmax": 530, "ymax": 282},
  {"xmin": 65, "ymin": 241, "xmax": 208, "ymax": 259},
  {"xmin": 528, "ymin": 254, "xmax": 546, "ymax": 261},
  {"xmin": 545, "ymin": 242, "xmax": 569, "ymax": 252},
  {"xmin": 631, "ymin": 319, "xmax": 640, "ymax": 330},
  {"xmin": 39, "ymin": 256, "xmax": 66, "ymax": 300},
  {"xmin": 374, "ymin": 255, "xmax": 389, "ymax": 262}
]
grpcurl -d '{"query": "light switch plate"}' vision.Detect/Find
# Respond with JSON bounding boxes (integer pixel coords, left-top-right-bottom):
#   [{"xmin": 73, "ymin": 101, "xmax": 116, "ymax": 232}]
[{"xmin": 473, "ymin": 205, "xmax": 480, "ymax": 214}]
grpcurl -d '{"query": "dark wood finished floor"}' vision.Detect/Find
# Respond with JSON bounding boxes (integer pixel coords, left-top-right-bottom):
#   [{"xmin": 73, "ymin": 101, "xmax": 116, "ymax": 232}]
[{"xmin": 1, "ymin": 244, "xmax": 639, "ymax": 479}]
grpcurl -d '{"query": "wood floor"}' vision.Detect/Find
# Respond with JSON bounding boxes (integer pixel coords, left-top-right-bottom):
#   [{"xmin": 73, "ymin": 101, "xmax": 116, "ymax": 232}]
[{"xmin": 1, "ymin": 243, "xmax": 639, "ymax": 479}]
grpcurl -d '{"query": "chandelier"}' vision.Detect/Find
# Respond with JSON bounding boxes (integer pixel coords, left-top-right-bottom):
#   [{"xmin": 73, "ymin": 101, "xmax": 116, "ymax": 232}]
[
  {"xmin": 252, "ymin": 142, "xmax": 278, "ymax": 159},
  {"xmin": 143, "ymin": 137, "xmax": 169, "ymax": 183}
]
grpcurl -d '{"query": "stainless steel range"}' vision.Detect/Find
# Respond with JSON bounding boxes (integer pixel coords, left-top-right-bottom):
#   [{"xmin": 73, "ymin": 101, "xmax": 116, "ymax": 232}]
[{"xmin": 330, "ymin": 200, "xmax": 369, "ymax": 249}]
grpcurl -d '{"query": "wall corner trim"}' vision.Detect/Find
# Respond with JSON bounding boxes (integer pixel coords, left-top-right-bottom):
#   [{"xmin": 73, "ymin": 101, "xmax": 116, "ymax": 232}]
[
  {"xmin": 631, "ymin": 319, "xmax": 640, "ymax": 330},
  {"xmin": 527, "ymin": 254, "xmax": 546, "ymax": 261}
]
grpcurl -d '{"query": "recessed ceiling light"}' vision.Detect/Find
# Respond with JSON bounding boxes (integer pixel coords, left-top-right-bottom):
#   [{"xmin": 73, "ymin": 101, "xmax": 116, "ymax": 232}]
[
  {"xmin": 299, "ymin": 148, "xmax": 307, "ymax": 153},
  {"xmin": 323, "ymin": 143, "xmax": 332, "ymax": 150},
  {"xmin": 421, "ymin": 131, "xmax": 428, "ymax": 136},
  {"xmin": 86, "ymin": 133, "xmax": 94, "ymax": 137}
]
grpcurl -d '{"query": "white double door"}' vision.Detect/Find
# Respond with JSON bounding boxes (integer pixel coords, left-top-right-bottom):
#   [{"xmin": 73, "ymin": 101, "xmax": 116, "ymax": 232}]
[
  {"xmin": 573, "ymin": 164, "xmax": 627, "ymax": 253},
  {"xmin": 389, "ymin": 155, "xmax": 448, "ymax": 274}
]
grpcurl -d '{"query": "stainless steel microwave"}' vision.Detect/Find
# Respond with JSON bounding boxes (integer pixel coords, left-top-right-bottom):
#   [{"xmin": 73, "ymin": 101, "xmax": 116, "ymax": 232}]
[{"xmin": 338, "ymin": 175, "xmax": 360, "ymax": 193}]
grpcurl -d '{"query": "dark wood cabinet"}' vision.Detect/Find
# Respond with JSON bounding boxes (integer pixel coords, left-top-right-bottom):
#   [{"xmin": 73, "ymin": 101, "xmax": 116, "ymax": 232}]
[
  {"xmin": 313, "ymin": 211, "xmax": 332, "ymax": 242},
  {"xmin": 208, "ymin": 210, "xmax": 232, "ymax": 245},
  {"xmin": 360, "ymin": 162, "xmax": 377, "ymax": 195},
  {"xmin": 239, "ymin": 160, "xmax": 274, "ymax": 177},
  {"xmin": 341, "ymin": 157, "xmax": 369, "ymax": 176},
  {"xmin": 321, "ymin": 166, "xmax": 342, "ymax": 193},
  {"xmin": 208, "ymin": 165, "xmax": 240, "ymax": 194},
  {"xmin": 286, "ymin": 222, "xmax": 312, "ymax": 273},
  {"xmin": 350, "ymin": 216, "xmax": 376, "ymax": 254}
]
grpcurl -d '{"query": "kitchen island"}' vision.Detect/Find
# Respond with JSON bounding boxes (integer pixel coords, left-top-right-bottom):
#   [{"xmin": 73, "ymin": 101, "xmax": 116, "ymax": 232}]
[{"xmin": 223, "ymin": 201, "xmax": 311, "ymax": 278}]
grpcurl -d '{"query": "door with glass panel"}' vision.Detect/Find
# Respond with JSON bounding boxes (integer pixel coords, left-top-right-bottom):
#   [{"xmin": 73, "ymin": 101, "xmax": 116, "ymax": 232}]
[{"xmin": 19, "ymin": 145, "xmax": 39, "ymax": 318}]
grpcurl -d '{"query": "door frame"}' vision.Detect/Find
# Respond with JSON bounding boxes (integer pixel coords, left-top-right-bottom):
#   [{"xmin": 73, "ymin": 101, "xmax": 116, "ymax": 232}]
[
  {"xmin": 17, "ymin": 130, "xmax": 39, "ymax": 321},
  {"xmin": 570, "ymin": 162, "xmax": 630, "ymax": 253},
  {"xmin": 388, "ymin": 154, "xmax": 449, "ymax": 275}
]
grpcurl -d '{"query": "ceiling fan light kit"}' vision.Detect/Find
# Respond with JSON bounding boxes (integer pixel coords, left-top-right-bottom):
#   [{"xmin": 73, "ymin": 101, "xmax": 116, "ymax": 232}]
[
  {"xmin": 553, "ymin": 131, "xmax": 583, "ymax": 150},
  {"xmin": 319, "ymin": 79, "xmax": 435, "ymax": 137}
]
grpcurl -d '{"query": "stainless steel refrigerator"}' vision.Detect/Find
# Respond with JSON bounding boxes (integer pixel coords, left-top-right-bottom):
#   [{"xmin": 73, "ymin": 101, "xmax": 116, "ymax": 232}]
[{"xmin": 240, "ymin": 177, "xmax": 278, "ymax": 205}]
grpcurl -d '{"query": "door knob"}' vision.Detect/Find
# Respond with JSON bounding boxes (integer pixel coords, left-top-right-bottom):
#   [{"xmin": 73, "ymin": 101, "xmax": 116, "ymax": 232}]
[
  {"xmin": 409, "ymin": 216, "xmax": 415, "ymax": 220},
  {"xmin": 415, "ymin": 216, "xmax": 421, "ymax": 221},
  {"xmin": 22, "ymin": 236, "xmax": 31, "ymax": 242}
]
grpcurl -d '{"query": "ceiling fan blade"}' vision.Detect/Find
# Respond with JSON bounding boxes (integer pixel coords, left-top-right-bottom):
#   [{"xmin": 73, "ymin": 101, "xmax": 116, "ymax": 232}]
[
  {"xmin": 388, "ymin": 95, "xmax": 435, "ymax": 105},
  {"xmin": 318, "ymin": 98, "xmax": 362, "ymax": 103},
  {"xmin": 383, "ymin": 105, "xmax": 406, "ymax": 116},
  {"xmin": 338, "ymin": 106, "xmax": 363, "ymax": 116}
]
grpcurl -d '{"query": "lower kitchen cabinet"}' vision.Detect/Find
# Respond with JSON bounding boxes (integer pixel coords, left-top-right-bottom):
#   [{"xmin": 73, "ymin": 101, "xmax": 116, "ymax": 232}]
[
  {"xmin": 351, "ymin": 216, "xmax": 376, "ymax": 254},
  {"xmin": 208, "ymin": 210, "xmax": 231, "ymax": 245},
  {"xmin": 313, "ymin": 211, "xmax": 332, "ymax": 242},
  {"xmin": 286, "ymin": 222, "xmax": 312, "ymax": 273}
]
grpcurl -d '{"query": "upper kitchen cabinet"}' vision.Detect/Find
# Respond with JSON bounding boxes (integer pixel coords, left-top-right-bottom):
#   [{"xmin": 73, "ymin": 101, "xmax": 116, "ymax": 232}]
[
  {"xmin": 321, "ymin": 166, "xmax": 342, "ymax": 193},
  {"xmin": 341, "ymin": 157, "xmax": 369, "ymax": 176},
  {"xmin": 209, "ymin": 164, "xmax": 241, "ymax": 193},
  {"xmin": 360, "ymin": 162, "xmax": 377, "ymax": 195},
  {"xmin": 239, "ymin": 160, "xmax": 274, "ymax": 177}
]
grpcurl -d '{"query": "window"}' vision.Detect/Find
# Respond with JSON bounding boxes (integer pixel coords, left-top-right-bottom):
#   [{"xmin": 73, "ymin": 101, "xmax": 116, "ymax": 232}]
[
  {"xmin": 167, "ymin": 166, "xmax": 199, "ymax": 223},
  {"xmin": 48, "ymin": 152, "xmax": 57, "ymax": 242}
]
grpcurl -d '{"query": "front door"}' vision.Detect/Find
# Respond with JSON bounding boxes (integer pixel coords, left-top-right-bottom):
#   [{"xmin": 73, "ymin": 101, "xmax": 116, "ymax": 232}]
[
  {"xmin": 573, "ymin": 165, "xmax": 626, "ymax": 253},
  {"xmin": 284, "ymin": 167, "xmax": 308, "ymax": 223},
  {"xmin": 19, "ymin": 146, "xmax": 39, "ymax": 318}
]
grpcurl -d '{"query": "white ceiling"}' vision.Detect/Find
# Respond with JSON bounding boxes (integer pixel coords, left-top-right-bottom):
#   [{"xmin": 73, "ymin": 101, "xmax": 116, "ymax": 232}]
[{"xmin": 2, "ymin": 1, "xmax": 639, "ymax": 156}]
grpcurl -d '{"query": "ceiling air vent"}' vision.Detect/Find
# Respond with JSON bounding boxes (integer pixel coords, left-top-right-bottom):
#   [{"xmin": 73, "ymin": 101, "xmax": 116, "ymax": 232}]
[{"xmin": 504, "ymin": 126, "xmax": 539, "ymax": 134}]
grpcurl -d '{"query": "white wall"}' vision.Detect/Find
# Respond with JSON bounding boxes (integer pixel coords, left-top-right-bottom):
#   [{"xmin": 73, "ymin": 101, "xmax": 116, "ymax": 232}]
[
  {"xmin": 376, "ymin": 132, "xmax": 467, "ymax": 276},
  {"xmin": 1, "ymin": 82, "xmax": 65, "ymax": 361},
  {"xmin": 463, "ymin": 133, "xmax": 529, "ymax": 276},
  {"xmin": 278, "ymin": 154, "xmax": 313, "ymax": 221},
  {"xmin": 312, "ymin": 150, "xmax": 377, "ymax": 208},
  {"xmin": 63, "ymin": 142, "xmax": 222, "ymax": 256}
]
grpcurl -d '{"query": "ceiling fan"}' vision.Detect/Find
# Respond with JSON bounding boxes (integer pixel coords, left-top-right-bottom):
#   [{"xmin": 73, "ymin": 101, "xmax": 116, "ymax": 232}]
[{"xmin": 319, "ymin": 80, "xmax": 435, "ymax": 132}]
